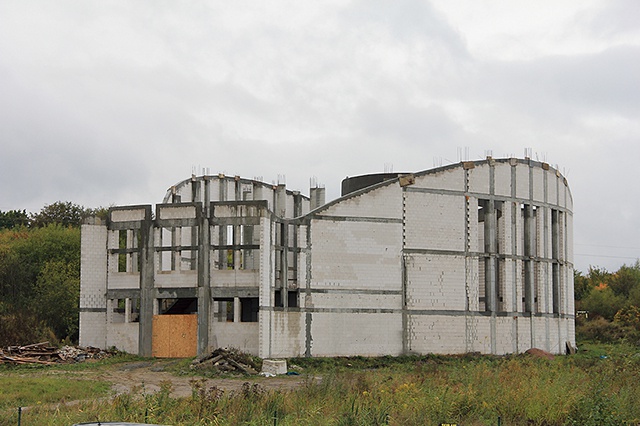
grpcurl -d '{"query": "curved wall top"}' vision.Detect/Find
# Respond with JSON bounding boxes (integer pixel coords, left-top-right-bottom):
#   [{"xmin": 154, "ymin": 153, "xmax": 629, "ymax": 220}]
[{"xmin": 163, "ymin": 174, "xmax": 311, "ymax": 219}]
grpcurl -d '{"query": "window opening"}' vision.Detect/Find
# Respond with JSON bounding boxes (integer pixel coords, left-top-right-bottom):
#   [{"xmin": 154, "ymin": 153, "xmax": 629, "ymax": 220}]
[
  {"xmin": 288, "ymin": 291, "xmax": 298, "ymax": 308},
  {"xmin": 158, "ymin": 298, "xmax": 197, "ymax": 315},
  {"xmin": 240, "ymin": 298, "xmax": 259, "ymax": 322},
  {"xmin": 213, "ymin": 298, "xmax": 234, "ymax": 322}
]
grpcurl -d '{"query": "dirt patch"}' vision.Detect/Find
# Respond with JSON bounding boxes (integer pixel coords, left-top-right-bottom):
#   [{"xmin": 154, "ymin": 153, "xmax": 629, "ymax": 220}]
[{"xmin": 93, "ymin": 359, "xmax": 309, "ymax": 398}]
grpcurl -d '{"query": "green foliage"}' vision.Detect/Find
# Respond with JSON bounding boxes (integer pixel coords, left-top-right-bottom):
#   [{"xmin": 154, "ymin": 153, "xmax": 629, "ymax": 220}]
[
  {"xmin": 614, "ymin": 305, "xmax": 640, "ymax": 328},
  {"xmin": 609, "ymin": 261, "xmax": 640, "ymax": 298},
  {"xmin": 580, "ymin": 285, "xmax": 625, "ymax": 321},
  {"xmin": 0, "ymin": 209, "xmax": 29, "ymax": 229},
  {"xmin": 30, "ymin": 201, "xmax": 87, "ymax": 228},
  {"xmin": 0, "ymin": 222, "xmax": 81, "ymax": 345},
  {"xmin": 0, "ymin": 199, "xmax": 107, "ymax": 345},
  {"xmin": 34, "ymin": 260, "xmax": 80, "ymax": 340},
  {"xmin": 576, "ymin": 261, "xmax": 640, "ymax": 343},
  {"xmin": 576, "ymin": 316, "xmax": 632, "ymax": 343},
  {"xmin": 573, "ymin": 270, "xmax": 592, "ymax": 301}
]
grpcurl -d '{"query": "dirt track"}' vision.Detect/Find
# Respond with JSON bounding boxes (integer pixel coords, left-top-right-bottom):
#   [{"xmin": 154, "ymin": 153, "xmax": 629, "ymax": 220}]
[{"xmin": 91, "ymin": 360, "xmax": 309, "ymax": 397}]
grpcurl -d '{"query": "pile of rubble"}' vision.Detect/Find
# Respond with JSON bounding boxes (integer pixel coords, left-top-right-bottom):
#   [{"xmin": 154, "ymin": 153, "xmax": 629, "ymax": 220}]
[
  {"xmin": 191, "ymin": 347, "xmax": 259, "ymax": 374},
  {"xmin": 0, "ymin": 342, "xmax": 111, "ymax": 365}
]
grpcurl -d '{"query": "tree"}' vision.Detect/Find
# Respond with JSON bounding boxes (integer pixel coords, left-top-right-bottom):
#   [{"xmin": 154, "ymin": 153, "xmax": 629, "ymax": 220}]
[
  {"xmin": 30, "ymin": 201, "xmax": 87, "ymax": 228},
  {"xmin": 34, "ymin": 260, "xmax": 80, "ymax": 340},
  {"xmin": 0, "ymin": 224, "xmax": 80, "ymax": 345},
  {"xmin": 609, "ymin": 261, "xmax": 640, "ymax": 298},
  {"xmin": 574, "ymin": 270, "xmax": 591, "ymax": 301},
  {"xmin": 580, "ymin": 283, "xmax": 625, "ymax": 321},
  {"xmin": 0, "ymin": 209, "xmax": 29, "ymax": 229}
]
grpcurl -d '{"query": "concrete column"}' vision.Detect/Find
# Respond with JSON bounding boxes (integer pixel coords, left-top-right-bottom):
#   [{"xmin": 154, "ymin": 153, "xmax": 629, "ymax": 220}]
[
  {"xmin": 198, "ymin": 203, "xmax": 211, "ymax": 355},
  {"xmin": 484, "ymin": 200, "xmax": 497, "ymax": 313},
  {"xmin": 524, "ymin": 204, "xmax": 536, "ymax": 313},
  {"xmin": 125, "ymin": 298, "xmax": 131, "ymax": 323},
  {"xmin": 234, "ymin": 297, "xmax": 240, "ymax": 323},
  {"xmin": 275, "ymin": 184, "xmax": 287, "ymax": 217},
  {"xmin": 293, "ymin": 191, "xmax": 303, "ymax": 217},
  {"xmin": 310, "ymin": 187, "xmax": 326, "ymax": 210},
  {"xmin": 138, "ymin": 206, "xmax": 155, "ymax": 357},
  {"xmin": 281, "ymin": 222, "xmax": 288, "ymax": 307}
]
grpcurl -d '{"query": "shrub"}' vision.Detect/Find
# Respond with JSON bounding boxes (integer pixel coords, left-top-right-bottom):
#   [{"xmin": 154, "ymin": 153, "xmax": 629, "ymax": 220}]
[{"xmin": 577, "ymin": 317, "xmax": 633, "ymax": 343}]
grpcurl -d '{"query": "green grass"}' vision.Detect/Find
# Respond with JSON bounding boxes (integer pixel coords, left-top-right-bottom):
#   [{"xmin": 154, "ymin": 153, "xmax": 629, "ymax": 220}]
[
  {"xmin": 0, "ymin": 373, "xmax": 111, "ymax": 417},
  {"xmin": 3, "ymin": 342, "xmax": 640, "ymax": 425}
]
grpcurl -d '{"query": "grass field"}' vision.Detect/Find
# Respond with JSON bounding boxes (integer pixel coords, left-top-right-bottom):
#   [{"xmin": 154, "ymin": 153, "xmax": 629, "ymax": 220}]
[{"xmin": 1, "ymin": 342, "xmax": 640, "ymax": 426}]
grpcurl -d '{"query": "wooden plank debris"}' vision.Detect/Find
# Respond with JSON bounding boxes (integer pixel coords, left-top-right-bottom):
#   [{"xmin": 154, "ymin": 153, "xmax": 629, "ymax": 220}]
[
  {"xmin": 0, "ymin": 342, "xmax": 112, "ymax": 365},
  {"xmin": 191, "ymin": 347, "xmax": 259, "ymax": 375}
]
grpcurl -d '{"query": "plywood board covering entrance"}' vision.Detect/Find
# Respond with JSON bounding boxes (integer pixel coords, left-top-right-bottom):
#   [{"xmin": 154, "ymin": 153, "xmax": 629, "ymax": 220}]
[{"xmin": 152, "ymin": 314, "xmax": 197, "ymax": 358}]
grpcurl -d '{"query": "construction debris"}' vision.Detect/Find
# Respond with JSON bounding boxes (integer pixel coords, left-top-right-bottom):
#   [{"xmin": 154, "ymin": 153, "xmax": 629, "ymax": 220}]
[
  {"xmin": 0, "ymin": 342, "xmax": 111, "ymax": 365},
  {"xmin": 525, "ymin": 348, "xmax": 555, "ymax": 360},
  {"xmin": 191, "ymin": 347, "xmax": 259, "ymax": 375},
  {"xmin": 261, "ymin": 359, "xmax": 287, "ymax": 376}
]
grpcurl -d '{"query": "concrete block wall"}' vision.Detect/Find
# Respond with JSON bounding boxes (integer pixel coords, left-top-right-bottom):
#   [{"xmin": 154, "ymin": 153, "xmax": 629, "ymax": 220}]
[
  {"xmin": 413, "ymin": 167, "xmax": 464, "ymax": 191},
  {"xmin": 310, "ymin": 312, "xmax": 403, "ymax": 356},
  {"xmin": 516, "ymin": 163, "xmax": 530, "ymax": 199},
  {"xmin": 320, "ymin": 183, "xmax": 403, "ymax": 219},
  {"xmin": 404, "ymin": 192, "xmax": 466, "ymax": 251},
  {"xmin": 106, "ymin": 323, "xmax": 139, "ymax": 354},
  {"xmin": 80, "ymin": 223, "xmax": 108, "ymax": 349},
  {"xmin": 405, "ymin": 254, "xmax": 466, "ymax": 311},
  {"xmin": 400, "ymin": 159, "xmax": 574, "ymax": 354},
  {"xmin": 310, "ymin": 293, "xmax": 402, "ymax": 310},
  {"xmin": 309, "ymin": 220, "xmax": 402, "ymax": 290},
  {"xmin": 495, "ymin": 316, "xmax": 516, "ymax": 354},
  {"xmin": 494, "ymin": 162, "xmax": 512, "ymax": 197},
  {"xmin": 209, "ymin": 321, "xmax": 259, "ymax": 355},
  {"xmin": 267, "ymin": 311, "xmax": 306, "ymax": 357},
  {"xmin": 468, "ymin": 165, "xmax": 490, "ymax": 194},
  {"xmin": 155, "ymin": 271, "xmax": 198, "ymax": 288},
  {"xmin": 408, "ymin": 315, "xmax": 468, "ymax": 354},
  {"xmin": 516, "ymin": 318, "xmax": 532, "ymax": 353}
]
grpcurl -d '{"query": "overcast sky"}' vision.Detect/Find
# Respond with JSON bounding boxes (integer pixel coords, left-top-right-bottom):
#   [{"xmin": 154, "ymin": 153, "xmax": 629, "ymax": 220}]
[{"xmin": 1, "ymin": 1, "xmax": 639, "ymax": 273}]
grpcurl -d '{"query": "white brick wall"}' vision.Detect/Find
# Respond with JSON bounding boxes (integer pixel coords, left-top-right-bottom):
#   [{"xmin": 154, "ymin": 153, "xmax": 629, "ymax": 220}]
[
  {"xmin": 310, "ymin": 312, "xmax": 403, "ymax": 356},
  {"xmin": 404, "ymin": 192, "xmax": 465, "ymax": 251},
  {"xmin": 158, "ymin": 205, "xmax": 197, "ymax": 219},
  {"xmin": 408, "ymin": 315, "xmax": 468, "ymax": 354},
  {"xmin": 111, "ymin": 208, "xmax": 146, "ymax": 222},
  {"xmin": 516, "ymin": 164, "xmax": 530, "ymax": 199},
  {"xmin": 268, "ymin": 312, "xmax": 306, "ymax": 357},
  {"xmin": 106, "ymin": 323, "xmax": 139, "ymax": 354},
  {"xmin": 532, "ymin": 168, "xmax": 545, "ymax": 201},
  {"xmin": 468, "ymin": 165, "xmax": 490, "ymax": 194},
  {"xmin": 310, "ymin": 293, "xmax": 402, "ymax": 310},
  {"xmin": 413, "ymin": 167, "xmax": 464, "ymax": 191},
  {"xmin": 494, "ymin": 162, "xmax": 512, "ymax": 197},
  {"xmin": 210, "ymin": 322, "xmax": 259, "ymax": 355},
  {"xmin": 80, "ymin": 224, "xmax": 108, "ymax": 348},
  {"xmin": 321, "ymin": 183, "xmax": 403, "ymax": 219},
  {"xmin": 310, "ymin": 220, "xmax": 402, "ymax": 290},
  {"xmin": 405, "ymin": 254, "xmax": 466, "ymax": 311}
]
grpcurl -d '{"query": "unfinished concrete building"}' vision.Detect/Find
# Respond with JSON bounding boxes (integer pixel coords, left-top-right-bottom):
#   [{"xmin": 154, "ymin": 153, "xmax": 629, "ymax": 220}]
[{"xmin": 80, "ymin": 158, "xmax": 575, "ymax": 358}]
